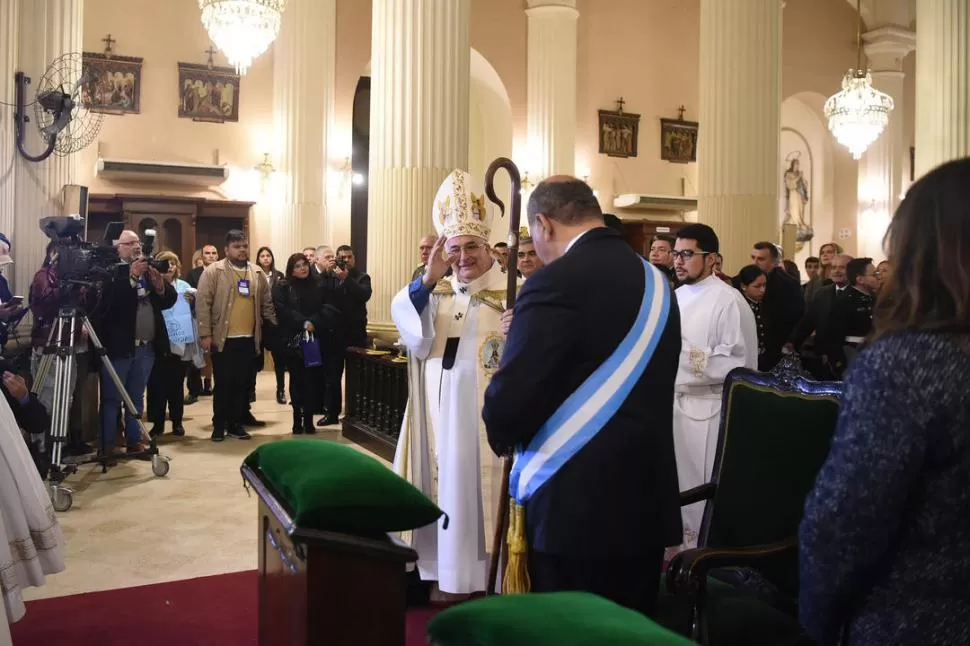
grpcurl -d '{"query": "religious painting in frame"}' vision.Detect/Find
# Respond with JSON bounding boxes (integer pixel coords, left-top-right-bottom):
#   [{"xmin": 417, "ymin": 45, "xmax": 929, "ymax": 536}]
[
  {"xmin": 177, "ymin": 62, "xmax": 240, "ymax": 123},
  {"xmin": 598, "ymin": 109, "xmax": 641, "ymax": 158},
  {"xmin": 660, "ymin": 118, "xmax": 699, "ymax": 164},
  {"xmin": 80, "ymin": 52, "xmax": 143, "ymax": 114}
]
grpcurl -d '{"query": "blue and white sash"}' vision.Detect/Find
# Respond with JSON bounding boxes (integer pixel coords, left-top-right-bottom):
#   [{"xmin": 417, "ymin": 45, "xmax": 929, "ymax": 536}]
[{"xmin": 509, "ymin": 258, "xmax": 672, "ymax": 504}]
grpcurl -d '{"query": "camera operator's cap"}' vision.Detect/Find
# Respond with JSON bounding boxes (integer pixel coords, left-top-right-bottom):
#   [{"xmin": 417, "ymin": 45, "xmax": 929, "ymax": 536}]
[
  {"xmin": 0, "ymin": 234, "xmax": 13, "ymax": 265},
  {"xmin": 433, "ymin": 169, "xmax": 492, "ymax": 242}
]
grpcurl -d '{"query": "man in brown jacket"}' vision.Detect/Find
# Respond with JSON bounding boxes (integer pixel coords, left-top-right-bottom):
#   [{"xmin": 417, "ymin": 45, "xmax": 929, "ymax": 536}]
[{"xmin": 197, "ymin": 229, "xmax": 277, "ymax": 441}]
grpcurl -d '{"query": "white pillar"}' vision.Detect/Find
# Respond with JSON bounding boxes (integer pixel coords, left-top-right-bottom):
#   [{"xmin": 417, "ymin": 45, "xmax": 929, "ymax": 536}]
[
  {"xmin": 13, "ymin": 0, "xmax": 83, "ymax": 296},
  {"xmin": 698, "ymin": 0, "xmax": 781, "ymax": 272},
  {"xmin": 914, "ymin": 0, "xmax": 970, "ymax": 179},
  {"xmin": 0, "ymin": 0, "xmax": 19, "ymax": 248},
  {"xmin": 271, "ymin": 0, "xmax": 335, "ymax": 257},
  {"xmin": 526, "ymin": 0, "xmax": 578, "ymax": 179},
  {"xmin": 857, "ymin": 26, "xmax": 915, "ymax": 261},
  {"xmin": 367, "ymin": 0, "xmax": 470, "ymax": 327}
]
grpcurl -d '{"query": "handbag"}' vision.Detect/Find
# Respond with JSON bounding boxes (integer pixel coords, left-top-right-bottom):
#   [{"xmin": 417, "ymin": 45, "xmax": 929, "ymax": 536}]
[{"xmin": 300, "ymin": 331, "xmax": 322, "ymax": 368}]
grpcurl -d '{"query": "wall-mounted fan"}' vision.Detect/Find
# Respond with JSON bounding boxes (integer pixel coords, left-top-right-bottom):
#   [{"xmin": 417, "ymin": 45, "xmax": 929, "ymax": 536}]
[{"xmin": 14, "ymin": 52, "xmax": 104, "ymax": 163}]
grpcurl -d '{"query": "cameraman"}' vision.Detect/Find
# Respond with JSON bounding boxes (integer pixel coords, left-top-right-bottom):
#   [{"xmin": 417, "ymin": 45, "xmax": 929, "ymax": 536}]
[{"xmin": 93, "ymin": 230, "xmax": 177, "ymax": 459}]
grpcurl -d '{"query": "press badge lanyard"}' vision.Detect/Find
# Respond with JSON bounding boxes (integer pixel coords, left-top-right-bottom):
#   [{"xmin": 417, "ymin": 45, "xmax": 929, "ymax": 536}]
[{"xmin": 231, "ymin": 265, "xmax": 252, "ymax": 297}]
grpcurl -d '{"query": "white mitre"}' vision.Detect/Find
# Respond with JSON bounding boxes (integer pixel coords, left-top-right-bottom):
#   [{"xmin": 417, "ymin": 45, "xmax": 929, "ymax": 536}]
[{"xmin": 433, "ymin": 169, "xmax": 492, "ymax": 242}]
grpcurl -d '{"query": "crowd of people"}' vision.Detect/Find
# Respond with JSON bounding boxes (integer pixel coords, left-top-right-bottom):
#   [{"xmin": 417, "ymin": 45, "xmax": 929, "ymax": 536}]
[{"xmin": 26, "ymin": 232, "xmax": 373, "ymax": 456}]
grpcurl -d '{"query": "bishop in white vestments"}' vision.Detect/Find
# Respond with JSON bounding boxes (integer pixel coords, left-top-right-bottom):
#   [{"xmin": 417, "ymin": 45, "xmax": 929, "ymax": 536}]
[
  {"xmin": 392, "ymin": 170, "xmax": 508, "ymax": 595},
  {"xmin": 671, "ymin": 224, "xmax": 758, "ymax": 548}
]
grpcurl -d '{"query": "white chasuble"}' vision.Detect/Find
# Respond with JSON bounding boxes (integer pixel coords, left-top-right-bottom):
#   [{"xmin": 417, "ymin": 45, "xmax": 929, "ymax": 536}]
[
  {"xmin": 673, "ymin": 274, "xmax": 758, "ymax": 548},
  {"xmin": 391, "ymin": 262, "xmax": 508, "ymax": 594},
  {"xmin": 0, "ymin": 394, "xmax": 66, "ymax": 625}
]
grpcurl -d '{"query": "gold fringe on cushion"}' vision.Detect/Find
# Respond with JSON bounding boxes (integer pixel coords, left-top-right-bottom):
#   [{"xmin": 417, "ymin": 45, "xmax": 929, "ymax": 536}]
[{"xmin": 502, "ymin": 499, "xmax": 531, "ymax": 594}]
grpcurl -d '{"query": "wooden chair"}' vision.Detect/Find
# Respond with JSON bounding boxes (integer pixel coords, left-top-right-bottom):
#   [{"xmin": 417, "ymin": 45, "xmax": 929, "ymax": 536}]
[{"xmin": 659, "ymin": 355, "xmax": 842, "ymax": 645}]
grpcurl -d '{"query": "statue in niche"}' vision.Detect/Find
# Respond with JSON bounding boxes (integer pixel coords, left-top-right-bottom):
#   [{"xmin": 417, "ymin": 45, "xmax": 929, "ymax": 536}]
[{"xmin": 783, "ymin": 152, "xmax": 814, "ymax": 244}]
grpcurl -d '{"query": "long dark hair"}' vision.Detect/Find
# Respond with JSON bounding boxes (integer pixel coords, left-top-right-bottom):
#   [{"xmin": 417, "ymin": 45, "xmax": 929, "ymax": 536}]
[
  {"xmin": 872, "ymin": 157, "xmax": 970, "ymax": 340},
  {"xmin": 256, "ymin": 246, "xmax": 276, "ymax": 272},
  {"xmin": 733, "ymin": 264, "xmax": 765, "ymax": 291},
  {"xmin": 284, "ymin": 252, "xmax": 310, "ymax": 280}
]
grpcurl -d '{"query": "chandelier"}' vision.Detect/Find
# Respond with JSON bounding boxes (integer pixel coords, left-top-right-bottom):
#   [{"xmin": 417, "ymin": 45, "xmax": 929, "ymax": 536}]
[
  {"xmin": 199, "ymin": 0, "xmax": 286, "ymax": 75},
  {"xmin": 823, "ymin": 0, "xmax": 893, "ymax": 160},
  {"xmin": 823, "ymin": 70, "xmax": 894, "ymax": 159}
]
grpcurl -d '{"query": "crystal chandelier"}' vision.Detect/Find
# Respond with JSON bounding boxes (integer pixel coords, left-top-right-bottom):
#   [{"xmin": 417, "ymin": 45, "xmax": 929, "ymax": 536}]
[
  {"xmin": 823, "ymin": 0, "xmax": 893, "ymax": 160},
  {"xmin": 199, "ymin": 0, "xmax": 286, "ymax": 75}
]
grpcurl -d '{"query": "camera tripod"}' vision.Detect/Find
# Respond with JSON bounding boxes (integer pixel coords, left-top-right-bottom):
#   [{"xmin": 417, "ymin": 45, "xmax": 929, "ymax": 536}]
[{"xmin": 32, "ymin": 304, "xmax": 171, "ymax": 512}]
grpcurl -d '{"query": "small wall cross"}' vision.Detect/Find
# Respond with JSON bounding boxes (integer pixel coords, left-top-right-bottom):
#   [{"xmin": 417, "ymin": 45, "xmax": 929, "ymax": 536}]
[
  {"xmin": 102, "ymin": 33, "xmax": 116, "ymax": 57},
  {"xmin": 677, "ymin": 105, "xmax": 687, "ymax": 120},
  {"xmin": 615, "ymin": 97, "xmax": 625, "ymax": 113},
  {"xmin": 205, "ymin": 46, "xmax": 218, "ymax": 68}
]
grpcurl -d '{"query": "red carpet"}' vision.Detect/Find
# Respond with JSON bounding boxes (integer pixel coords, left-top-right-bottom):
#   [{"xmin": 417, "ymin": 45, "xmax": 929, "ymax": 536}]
[{"xmin": 10, "ymin": 571, "xmax": 440, "ymax": 646}]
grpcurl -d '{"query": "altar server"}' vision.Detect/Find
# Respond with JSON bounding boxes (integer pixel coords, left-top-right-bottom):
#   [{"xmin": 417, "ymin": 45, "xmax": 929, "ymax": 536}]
[
  {"xmin": 671, "ymin": 224, "xmax": 758, "ymax": 548},
  {"xmin": 392, "ymin": 169, "xmax": 509, "ymax": 596},
  {"xmin": 483, "ymin": 176, "xmax": 683, "ymax": 615}
]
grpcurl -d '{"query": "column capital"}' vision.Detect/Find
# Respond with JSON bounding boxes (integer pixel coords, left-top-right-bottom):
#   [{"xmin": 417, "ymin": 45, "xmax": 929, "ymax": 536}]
[
  {"xmin": 526, "ymin": 0, "xmax": 578, "ymax": 19},
  {"xmin": 863, "ymin": 26, "xmax": 916, "ymax": 72}
]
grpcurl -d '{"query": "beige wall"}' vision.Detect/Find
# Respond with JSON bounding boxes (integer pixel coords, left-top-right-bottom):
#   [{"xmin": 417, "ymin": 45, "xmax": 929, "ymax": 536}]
[
  {"xmin": 80, "ymin": 0, "xmax": 275, "ymax": 205},
  {"xmin": 79, "ymin": 0, "xmax": 905, "ymax": 261}
]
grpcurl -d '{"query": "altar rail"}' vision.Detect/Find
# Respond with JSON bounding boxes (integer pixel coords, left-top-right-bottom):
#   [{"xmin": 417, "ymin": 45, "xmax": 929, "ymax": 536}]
[{"xmin": 342, "ymin": 348, "xmax": 407, "ymax": 461}]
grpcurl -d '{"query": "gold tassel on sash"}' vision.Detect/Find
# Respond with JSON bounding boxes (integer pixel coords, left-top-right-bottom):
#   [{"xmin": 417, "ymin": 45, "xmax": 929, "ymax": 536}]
[{"xmin": 502, "ymin": 499, "xmax": 531, "ymax": 594}]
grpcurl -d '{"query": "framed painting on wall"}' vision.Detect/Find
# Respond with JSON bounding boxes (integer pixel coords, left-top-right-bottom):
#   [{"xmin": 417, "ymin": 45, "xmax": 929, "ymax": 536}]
[
  {"xmin": 660, "ymin": 118, "xmax": 698, "ymax": 164},
  {"xmin": 81, "ymin": 52, "xmax": 143, "ymax": 114},
  {"xmin": 177, "ymin": 62, "xmax": 240, "ymax": 123},
  {"xmin": 598, "ymin": 108, "xmax": 640, "ymax": 158}
]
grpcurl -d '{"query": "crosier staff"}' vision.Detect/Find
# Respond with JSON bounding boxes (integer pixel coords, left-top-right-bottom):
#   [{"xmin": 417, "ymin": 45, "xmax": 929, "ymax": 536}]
[{"xmin": 483, "ymin": 156, "xmax": 527, "ymax": 596}]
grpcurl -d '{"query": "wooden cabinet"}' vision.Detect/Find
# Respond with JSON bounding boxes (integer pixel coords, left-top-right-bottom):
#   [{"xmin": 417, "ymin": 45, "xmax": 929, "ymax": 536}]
[
  {"xmin": 619, "ymin": 219, "xmax": 687, "ymax": 257},
  {"xmin": 87, "ymin": 194, "xmax": 254, "ymax": 268},
  {"xmin": 242, "ymin": 465, "xmax": 417, "ymax": 646}
]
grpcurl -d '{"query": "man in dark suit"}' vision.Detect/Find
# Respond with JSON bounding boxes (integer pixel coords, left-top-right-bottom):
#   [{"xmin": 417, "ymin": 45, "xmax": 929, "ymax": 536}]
[
  {"xmin": 751, "ymin": 242, "xmax": 804, "ymax": 370},
  {"xmin": 482, "ymin": 176, "xmax": 682, "ymax": 616},
  {"xmin": 785, "ymin": 253, "xmax": 851, "ymax": 379}
]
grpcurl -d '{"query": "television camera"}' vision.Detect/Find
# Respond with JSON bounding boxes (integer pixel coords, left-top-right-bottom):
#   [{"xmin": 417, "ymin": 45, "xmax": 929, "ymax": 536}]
[{"xmin": 39, "ymin": 215, "xmax": 126, "ymax": 286}]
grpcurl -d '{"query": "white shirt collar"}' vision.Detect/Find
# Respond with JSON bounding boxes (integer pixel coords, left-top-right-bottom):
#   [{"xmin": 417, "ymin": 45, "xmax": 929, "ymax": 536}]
[{"xmin": 564, "ymin": 229, "xmax": 593, "ymax": 254}]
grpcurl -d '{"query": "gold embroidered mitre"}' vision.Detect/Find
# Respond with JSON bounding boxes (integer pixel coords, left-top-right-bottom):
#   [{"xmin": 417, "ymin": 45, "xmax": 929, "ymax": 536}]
[{"xmin": 433, "ymin": 169, "xmax": 492, "ymax": 241}]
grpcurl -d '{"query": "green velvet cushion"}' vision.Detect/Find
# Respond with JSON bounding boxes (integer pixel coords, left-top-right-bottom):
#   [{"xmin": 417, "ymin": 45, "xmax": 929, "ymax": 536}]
[
  {"xmin": 427, "ymin": 592, "xmax": 694, "ymax": 646},
  {"xmin": 244, "ymin": 439, "xmax": 443, "ymax": 534}
]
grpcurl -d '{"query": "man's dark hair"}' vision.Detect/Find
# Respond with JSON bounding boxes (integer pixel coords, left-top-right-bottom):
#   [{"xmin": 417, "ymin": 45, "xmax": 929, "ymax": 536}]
[
  {"xmin": 847, "ymin": 257, "xmax": 873, "ymax": 286},
  {"xmin": 805, "ymin": 256, "xmax": 819, "ymax": 266},
  {"xmin": 493, "ymin": 242, "xmax": 508, "ymax": 250},
  {"xmin": 527, "ymin": 179, "xmax": 602, "ymax": 226},
  {"xmin": 225, "ymin": 229, "xmax": 246, "ymax": 245},
  {"xmin": 753, "ymin": 240, "xmax": 781, "ymax": 260},
  {"xmin": 676, "ymin": 223, "xmax": 719, "ymax": 253},
  {"xmin": 602, "ymin": 213, "xmax": 624, "ymax": 233},
  {"xmin": 303, "ymin": 246, "xmax": 315, "ymax": 253},
  {"xmin": 652, "ymin": 233, "xmax": 676, "ymax": 248},
  {"xmin": 336, "ymin": 245, "xmax": 353, "ymax": 254}
]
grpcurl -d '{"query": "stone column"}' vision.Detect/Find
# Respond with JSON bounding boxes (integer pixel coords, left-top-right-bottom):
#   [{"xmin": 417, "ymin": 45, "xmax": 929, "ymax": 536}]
[
  {"xmin": 0, "ymin": 0, "xmax": 19, "ymax": 249},
  {"xmin": 857, "ymin": 27, "xmax": 915, "ymax": 261},
  {"xmin": 272, "ymin": 0, "xmax": 335, "ymax": 256},
  {"xmin": 914, "ymin": 0, "xmax": 970, "ymax": 179},
  {"xmin": 13, "ymin": 0, "xmax": 83, "ymax": 296},
  {"xmin": 698, "ymin": 0, "xmax": 781, "ymax": 271},
  {"xmin": 367, "ymin": 0, "xmax": 470, "ymax": 327},
  {"xmin": 526, "ymin": 0, "xmax": 578, "ymax": 179}
]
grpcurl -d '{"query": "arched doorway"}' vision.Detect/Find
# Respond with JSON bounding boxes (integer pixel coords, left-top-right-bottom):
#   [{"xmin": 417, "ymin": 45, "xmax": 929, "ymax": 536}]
[{"xmin": 349, "ymin": 49, "xmax": 514, "ymax": 270}]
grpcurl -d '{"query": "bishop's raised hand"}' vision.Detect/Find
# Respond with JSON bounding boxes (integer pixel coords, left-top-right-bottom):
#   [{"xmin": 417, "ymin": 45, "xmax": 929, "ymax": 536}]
[{"xmin": 422, "ymin": 234, "xmax": 457, "ymax": 287}]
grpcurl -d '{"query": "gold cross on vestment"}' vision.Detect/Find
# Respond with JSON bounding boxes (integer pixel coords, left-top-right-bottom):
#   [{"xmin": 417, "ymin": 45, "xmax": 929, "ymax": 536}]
[{"xmin": 102, "ymin": 33, "xmax": 116, "ymax": 56}]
